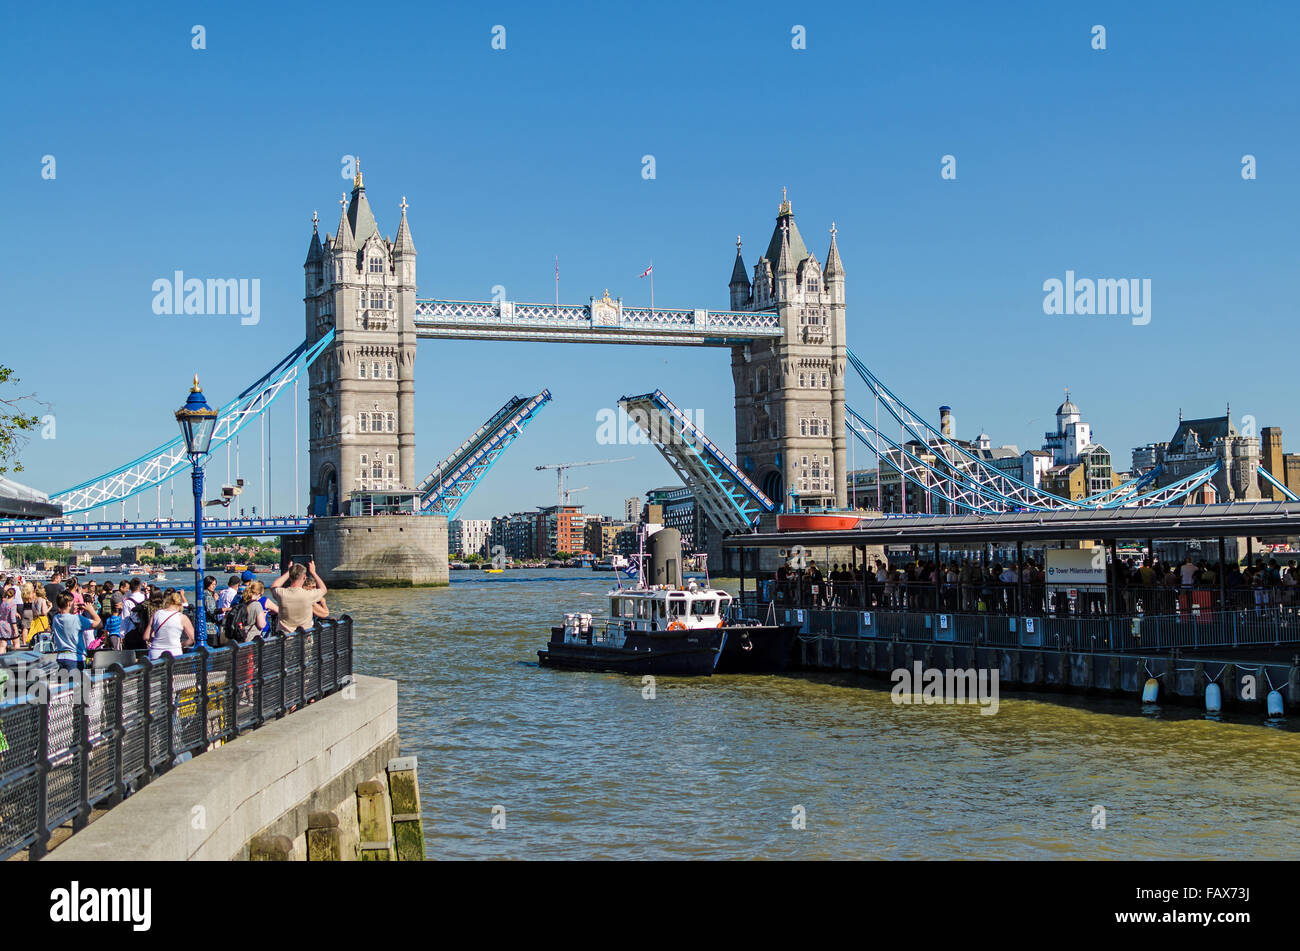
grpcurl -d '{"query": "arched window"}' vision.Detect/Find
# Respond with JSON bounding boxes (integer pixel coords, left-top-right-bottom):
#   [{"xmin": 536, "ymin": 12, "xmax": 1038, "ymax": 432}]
[
  {"xmin": 386, "ymin": 412, "xmax": 395, "ymax": 432},
  {"xmin": 358, "ymin": 362, "xmax": 368, "ymax": 379},
  {"xmin": 369, "ymin": 257, "xmax": 383, "ymax": 274},
  {"xmin": 800, "ymin": 419, "xmax": 808, "ymax": 436},
  {"xmin": 371, "ymin": 361, "xmax": 380, "ymax": 378},
  {"xmin": 386, "ymin": 362, "xmax": 395, "ymax": 380},
  {"xmin": 372, "ymin": 460, "xmax": 384, "ymax": 481},
  {"xmin": 798, "ymin": 373, "xmax": 805, "ymax": 388},
  {"xmin": 358, "ymin": 413, "xmax": 368, "ymax": 433}
]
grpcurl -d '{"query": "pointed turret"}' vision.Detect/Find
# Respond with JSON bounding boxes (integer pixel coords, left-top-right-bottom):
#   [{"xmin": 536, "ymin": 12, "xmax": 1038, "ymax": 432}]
[
  {"xmin": 825, "ymin": 221, "xmax": 843, "ymax": 278},
  {"xmin": 334, "ymin": 195, "xmax": 355, "ymax": 252},
  {"xmin": 304, "ymin": 211, "xmax": 323, "ymax": 267},
  {"xmin": 393, "ymin": 196, "xmax": 416, "ymax": 255},
  {"xmin": 346, "ymin": 160, "xmax": 380, "ymax": 249},
  {"xmin": 775, "ymin": 221, "xmax": 794, "ymax": 276},
  {"xmin": 765, "ymin": 187, "xmax": 809, "ymax": 271},
  {"xmin": 729, "ymin": 236, "xmax": 750, "ymax": 309}
]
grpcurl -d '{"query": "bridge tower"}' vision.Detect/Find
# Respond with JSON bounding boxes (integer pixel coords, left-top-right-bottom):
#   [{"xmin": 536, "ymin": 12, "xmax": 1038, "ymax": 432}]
[
  {"xmin": 294, "ymin": 166, "xmax": 445, "ymax": 587},
  {"xmin": 304, "ymin": 165, "xmax": 418, "ymax": 516},
  {"xmin": 729, "ymin": 191, "xmax": 847, "ymax": 513}
]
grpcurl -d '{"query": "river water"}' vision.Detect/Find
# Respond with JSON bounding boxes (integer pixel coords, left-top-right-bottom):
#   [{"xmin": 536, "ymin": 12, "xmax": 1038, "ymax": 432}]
[{"xmin": 330, "ymin": 568, "xmax": 1300, "ymax": 860}]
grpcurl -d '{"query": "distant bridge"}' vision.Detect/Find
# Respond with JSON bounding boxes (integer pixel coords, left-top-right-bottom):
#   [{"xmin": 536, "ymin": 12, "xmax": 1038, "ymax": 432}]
[{"xmin": 0, "ymin": 516, "xmax": 313, "ymax": 545}]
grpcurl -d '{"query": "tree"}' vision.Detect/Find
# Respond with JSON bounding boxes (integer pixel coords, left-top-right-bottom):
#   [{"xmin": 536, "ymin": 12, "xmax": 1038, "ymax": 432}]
[{"xmin": 0, "ymin": 365, "xmax": 42, "ymax": 475}]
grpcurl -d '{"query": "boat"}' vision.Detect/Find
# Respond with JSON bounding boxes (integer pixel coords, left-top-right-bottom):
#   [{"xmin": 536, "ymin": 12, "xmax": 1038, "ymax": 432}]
[
  {"xmin": 537, "ymin": 528, "xmax": 799, "ymax": 676},
  {"xmin": 592, "ymin": 555, "xmax": 629, "ymax": 572},
  {"xmin": 484, "ymin": 568, "xmax": 504, "ymax": 574}
]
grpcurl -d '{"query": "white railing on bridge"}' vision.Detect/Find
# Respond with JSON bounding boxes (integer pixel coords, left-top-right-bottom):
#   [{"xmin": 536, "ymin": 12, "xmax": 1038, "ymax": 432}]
[{"xmin": 413, "ymin": 299, "xmax": 782, "ymax": 343}]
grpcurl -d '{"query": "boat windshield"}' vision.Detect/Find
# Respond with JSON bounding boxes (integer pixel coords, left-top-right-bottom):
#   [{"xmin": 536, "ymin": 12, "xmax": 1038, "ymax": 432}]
[
  {"xmin": 668, "ymin": 599, "xmax": 687, "ymax": 616},
  {"xmin": 690, "ymin": 599, "xmax": 717, "ymax": 616}
]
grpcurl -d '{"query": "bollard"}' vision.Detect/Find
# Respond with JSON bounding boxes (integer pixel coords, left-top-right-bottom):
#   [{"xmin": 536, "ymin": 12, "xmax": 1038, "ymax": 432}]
[
  {"xmin": 387, "ymin": 755, "xmax": 426, "ymax": 861},
  {"xmin": 307, "ymin": 811, "xmax": 343, "ymax": 862},
  {"xmin": 249, "ymin": 834, "xmax": 294, "ymax": 861},
  {"xmin": 356, "ymin": 779, "xmax": 394, "ymax": 861}
]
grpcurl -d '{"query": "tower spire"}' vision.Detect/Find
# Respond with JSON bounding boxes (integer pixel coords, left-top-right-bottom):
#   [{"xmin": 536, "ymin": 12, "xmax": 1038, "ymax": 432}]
[{"xmin": 825, "ymin": 221, "xmax": 843, "ymax": 277}]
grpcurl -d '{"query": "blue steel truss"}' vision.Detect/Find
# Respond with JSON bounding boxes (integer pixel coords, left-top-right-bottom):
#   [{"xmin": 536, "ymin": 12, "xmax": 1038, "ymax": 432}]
[
  {"xmin": 0, "ymin": 516, "xmax": 313, "ymax": 545},
  {"xmin": 51, "ymin": 331, "xmax": 335, "ymax": 515},
  {"xmin": 847, "ymin": 347, "xmax": 1205, "ymax": 511},
  {"xmin": 1258, "ymin": 466, "xmax": 1300, "ymax": 502},
  {"xmin": 618, "ymin": 389, "xmax": 774, "ymax": 534},
  {"xmin": 847, "ymin": 405, "xmax": 1224, "ymax": 512},
  {"xmin": 418, "ymin": 390, "xmax": 553, "ymax": 519}
]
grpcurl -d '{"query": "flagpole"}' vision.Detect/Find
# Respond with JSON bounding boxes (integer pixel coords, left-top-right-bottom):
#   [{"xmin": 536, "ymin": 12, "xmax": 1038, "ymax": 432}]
[
  {"xmin": 650, "ymin": 258, "xmax": 654, "ymax": 311},
  {"xmin": 554, "ymin": 255, "xmax": 559, "ymax": 315}
]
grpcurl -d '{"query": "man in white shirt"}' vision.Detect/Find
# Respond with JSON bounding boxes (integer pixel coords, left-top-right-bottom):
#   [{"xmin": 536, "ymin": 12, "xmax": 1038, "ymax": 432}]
[
  {"xmin": 118, "ymin": 578, "xmax": 147, "ymax": 640},
  {"xmin": 1180, "ymin": 557, "xmax": 1198, "ymax": 588},
  {"xmin": 215, "ymin": 576, "xmax": 241, "ymax": 620}
]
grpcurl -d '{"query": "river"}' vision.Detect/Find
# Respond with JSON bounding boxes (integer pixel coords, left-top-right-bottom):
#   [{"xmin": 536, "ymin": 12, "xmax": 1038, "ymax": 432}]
[{"xmin": 327, "ymin": 568, "xmax": 1300, "ymax": 860}]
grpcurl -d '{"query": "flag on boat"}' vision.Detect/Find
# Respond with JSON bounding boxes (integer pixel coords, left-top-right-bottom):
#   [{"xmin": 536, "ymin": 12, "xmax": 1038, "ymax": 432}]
[
  {"xmin": 624, "ymin": 562, "xmax": 639, "ymax": 578},
  {"xmin": 639, "ymin": 264, "xmax": 653, "ymax": 278}
]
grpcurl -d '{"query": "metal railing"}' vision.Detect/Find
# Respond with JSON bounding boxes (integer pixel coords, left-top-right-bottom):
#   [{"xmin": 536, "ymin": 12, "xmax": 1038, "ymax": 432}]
[
  {"xmin": 0, "ymin": 615, "xmax": 354, "ymax": 861},
  {"xmin": 757, "ymin": 579, "xmax": 1300, "ymax": 618},
  {"xmin": 735, "ymin": 594, "xmax": 1300, "ymax": 655}
]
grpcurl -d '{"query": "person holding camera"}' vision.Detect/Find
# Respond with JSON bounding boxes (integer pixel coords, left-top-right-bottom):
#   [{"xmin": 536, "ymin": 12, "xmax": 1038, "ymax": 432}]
[{"xmin": 50, "ymin": 593, "xmax": 102, "ymax": 670}]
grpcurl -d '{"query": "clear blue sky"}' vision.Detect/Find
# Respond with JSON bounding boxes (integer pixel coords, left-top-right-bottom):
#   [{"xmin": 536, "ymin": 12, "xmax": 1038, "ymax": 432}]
[{"xmin": 3, "ymin": 0, "xmax": 1297, "ymax": 522}]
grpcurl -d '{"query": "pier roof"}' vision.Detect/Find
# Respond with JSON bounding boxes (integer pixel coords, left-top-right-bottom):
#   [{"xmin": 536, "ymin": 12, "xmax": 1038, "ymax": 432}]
[{"xmin": 724, "ymin": 501, "xmax": 1300, "ymax": 548}]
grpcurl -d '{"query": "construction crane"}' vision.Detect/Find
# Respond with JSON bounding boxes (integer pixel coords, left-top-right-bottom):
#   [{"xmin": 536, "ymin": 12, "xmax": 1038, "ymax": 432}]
[
  {"xmin": 535, "ymin": 458, "xmax": 634, "ymax": 507},
  {"xmin": 564, "ymin": 486, "xmax": 589, "ymax": 505}
]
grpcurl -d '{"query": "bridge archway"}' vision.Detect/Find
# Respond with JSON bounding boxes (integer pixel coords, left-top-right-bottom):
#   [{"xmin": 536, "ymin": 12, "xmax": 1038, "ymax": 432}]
[
  {"xmin": 761, "ymin": 470, "xmax": 784, "ymax": 510},
  {"xmin": 315, "ymin": 464, "xmax": 339, "ymax": 516}
]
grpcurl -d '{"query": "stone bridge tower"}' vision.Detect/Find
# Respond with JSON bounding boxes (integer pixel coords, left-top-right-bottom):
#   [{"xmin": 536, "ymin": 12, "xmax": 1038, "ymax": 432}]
[
  {"xmin": 729, "ymin": 191, "xmax": 847, "ymax": 512},
  {"xmin": 304, "ymin": 166, "xmax": 418, "ymax": 516}
]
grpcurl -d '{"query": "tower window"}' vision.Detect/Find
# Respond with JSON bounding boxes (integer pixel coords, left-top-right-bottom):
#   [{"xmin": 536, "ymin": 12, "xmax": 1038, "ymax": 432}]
[
  {"xmin": 386, "ymin": 412, "xmax": 395, "ymax": 433},
  {"xmin": 372, "ymin": 361, "xmax": 380, "ymax": 378},
  {"xmin": 359, "ymin": 413, "xmax": 369, "ymax": 433},
  {"xmin": 358, "ymin": 362, "xmax": 368, "ymax": 379},
  {"xmin": 386, "ymin": 362, "xmax": 395, "ymax": 380},
  {"xmin": 807, "ymin": 279, "xmax": 819, "ymax": 293},
  {"xmin": 369, "ymin": 257, "xmax": 384, "ymax": 274}
]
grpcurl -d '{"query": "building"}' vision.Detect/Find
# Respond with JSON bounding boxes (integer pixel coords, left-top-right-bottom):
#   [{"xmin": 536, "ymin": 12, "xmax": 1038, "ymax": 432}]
[
  {"xmin": 304, "ymin": 166, "xmax": 418, "ymax": 516},
  {"xmin": 1040, "ymin": 445, "xmax": 1118, "ymax": 501},
  {"xmin": 1150, "ymin": 412, "xmax": 1261, "ymax": 504},
  {"xmin": 1021, "ymin": 450, "xmax": 1055, "ymax": 489},
  {"xmin": 491, "ymin": 512, "xmax": 538, "ymax": 560},
  {"xmin": 623, "ymin": 497, "xmax": 641, "ymax": 522},
  {"xmin": 646, "ymin": 486, "xmax": 708, "ymax": 551},
  {"xmin": 1260, "ymin": 427, "xmax": 1300, "ymax": 499},
  {"xmin": 448, "ymin": 519, "xmax": 490, "ymax": 558},
  {"xmin": 584, "ymin": 518, "xmax": 637, "ymax": 559},
  {"xmin": 729, "ymin": 192, "xmax": 847, "ymax": 511},
  {"xmin": 534, "ymin": 505, "xmax": 585, "ymax": 557}
]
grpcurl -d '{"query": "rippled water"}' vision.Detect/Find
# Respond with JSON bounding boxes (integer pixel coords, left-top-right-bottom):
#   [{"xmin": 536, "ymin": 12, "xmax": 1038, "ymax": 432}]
[{"xmin": 333, "ymin": 569, "xmax": 1300, "ymax": 860}]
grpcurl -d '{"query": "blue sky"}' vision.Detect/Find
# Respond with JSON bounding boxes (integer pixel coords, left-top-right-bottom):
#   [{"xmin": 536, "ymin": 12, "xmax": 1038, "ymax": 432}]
[{"xmin": 3, "ymin": 0, "xmax": 1297, "ymax": 522}]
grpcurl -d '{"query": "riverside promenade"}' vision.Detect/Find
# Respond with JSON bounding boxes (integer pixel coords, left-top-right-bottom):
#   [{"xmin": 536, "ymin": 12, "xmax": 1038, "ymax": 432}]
[{"xmin": 0, "ymin": 617, "xmax": 424, "ymax": 861}]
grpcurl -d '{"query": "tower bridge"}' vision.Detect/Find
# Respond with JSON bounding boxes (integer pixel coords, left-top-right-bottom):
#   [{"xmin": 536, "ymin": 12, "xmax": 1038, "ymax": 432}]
[{"xmin": 3, "ymin": 165, "xmax": 1266, "ymax": 583}]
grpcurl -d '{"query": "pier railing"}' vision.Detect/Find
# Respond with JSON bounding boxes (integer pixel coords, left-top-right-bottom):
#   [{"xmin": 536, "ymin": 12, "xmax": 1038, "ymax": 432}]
[
  {"xmin": 735, "ymin": 596, "xmax": 1300, "ymax": 654},
  {"xmin": 0, "ymin": 615, "xmax": 354, "ymax": 861}
]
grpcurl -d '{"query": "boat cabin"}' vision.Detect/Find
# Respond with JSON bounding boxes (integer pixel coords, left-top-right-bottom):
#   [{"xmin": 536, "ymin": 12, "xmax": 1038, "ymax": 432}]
[{"xmin": 606, "ymin": 583, "xmax": 733, "ymax": 633}]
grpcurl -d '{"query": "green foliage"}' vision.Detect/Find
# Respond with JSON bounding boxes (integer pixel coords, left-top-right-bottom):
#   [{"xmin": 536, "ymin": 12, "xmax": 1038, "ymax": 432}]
[{"xmin": 0, "ymin": 365, "xmax": 41, "ymax": 475}]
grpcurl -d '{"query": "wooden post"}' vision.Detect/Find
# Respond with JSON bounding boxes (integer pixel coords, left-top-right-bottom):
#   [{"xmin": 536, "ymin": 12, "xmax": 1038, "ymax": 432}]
[
  {"xmin": 307, "ymin": 811, "xmax": 343, "ymax": 861},
  {"xmin": 249, "ymin": 834, "xmax": 293, "ymax": 860},
  {"xmin": 387, "ymin": 755, "xmax": 425, "ymax": 861},
  {"xmin": 356, "ymin": 779, "xmax": 394, "ymax": 861}
]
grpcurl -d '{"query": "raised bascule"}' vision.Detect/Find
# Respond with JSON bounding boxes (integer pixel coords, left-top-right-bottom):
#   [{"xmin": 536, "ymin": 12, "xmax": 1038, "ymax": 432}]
[{"xmin": 2, "ymin": 169, "xmax": 1289, "ymax": 583}]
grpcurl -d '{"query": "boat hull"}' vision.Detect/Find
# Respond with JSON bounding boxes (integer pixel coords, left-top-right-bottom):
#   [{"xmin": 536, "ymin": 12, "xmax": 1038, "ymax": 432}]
[
  {"xmin": 714, "ymin": 624, "xmax": 801, "ymax": 674},
  {"xmin": 538, "ymin": 627, "xmax": 718, "ymax": 676}
]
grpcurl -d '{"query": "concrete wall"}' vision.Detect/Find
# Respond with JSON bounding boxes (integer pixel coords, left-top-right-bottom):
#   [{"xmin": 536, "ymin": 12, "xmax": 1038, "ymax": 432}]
[
  {"xmin": 286, "ymin": 514, "xmax": 449, "ymax": 588},
  {"xmin": 47, "ymin": 675, "xmax": 399, "ymax": 861}
]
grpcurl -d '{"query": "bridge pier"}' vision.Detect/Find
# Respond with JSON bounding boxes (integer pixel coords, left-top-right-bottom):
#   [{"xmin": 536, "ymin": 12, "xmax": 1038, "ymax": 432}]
[{"xmin": 284, "ymin": 515, "xmax": 448, "ymax": 588}]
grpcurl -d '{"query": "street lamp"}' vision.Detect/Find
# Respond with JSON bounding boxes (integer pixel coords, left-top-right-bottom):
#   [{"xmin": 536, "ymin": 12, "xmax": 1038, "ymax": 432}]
[{"xmin": 176, "ymin": 375, "xmax": 218, "ymax": 647}]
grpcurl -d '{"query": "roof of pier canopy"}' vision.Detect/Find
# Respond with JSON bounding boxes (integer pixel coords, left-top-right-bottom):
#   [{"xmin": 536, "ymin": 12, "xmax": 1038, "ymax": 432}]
[
  {"xmin": 0, "ymin": 476, "xmax": 62, "ymax": 520},
  {"xmin": 723, "ymin": 501, "xmax": 1300, "ymax": 548}
]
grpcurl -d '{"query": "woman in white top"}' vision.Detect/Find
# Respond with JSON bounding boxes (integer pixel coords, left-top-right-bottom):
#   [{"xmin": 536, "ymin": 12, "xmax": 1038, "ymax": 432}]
[{"xmin": 146, "ymin": 591, "xmax": 195, "ymax": 661}]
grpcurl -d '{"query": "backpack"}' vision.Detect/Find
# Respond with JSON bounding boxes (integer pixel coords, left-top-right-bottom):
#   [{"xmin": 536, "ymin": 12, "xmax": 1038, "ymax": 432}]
[{"xmin": 222, "ymin": 600, "xmax": 258, "ymax": 643}]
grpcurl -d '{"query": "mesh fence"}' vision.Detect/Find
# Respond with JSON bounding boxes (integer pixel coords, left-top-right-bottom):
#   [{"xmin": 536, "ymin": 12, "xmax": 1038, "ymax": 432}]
[
  {"xmin": 260, "ymin": 638, "xmax": 284, "ymax": 720},
  {"xmin": 0, "ymin": 701, "xmax": 41, "ymax": 857},
  {"xmin": 0, "ymin": 623, "xmax": 353, "ymax": 861}
]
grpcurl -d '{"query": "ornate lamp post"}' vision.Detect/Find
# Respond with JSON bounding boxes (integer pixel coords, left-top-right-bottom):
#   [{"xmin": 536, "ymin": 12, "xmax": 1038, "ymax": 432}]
[{"xmin": 176, "ymin": 376, "xmax": 218, "ymax": 646}]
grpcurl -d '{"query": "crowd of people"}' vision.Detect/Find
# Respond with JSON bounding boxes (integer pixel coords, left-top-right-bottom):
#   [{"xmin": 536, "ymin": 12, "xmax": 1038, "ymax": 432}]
[
  {"xmin": 0, "ymin": 561, "xmax": 330, "ymax": 669},
  {"xmin": 766, "ymin": 554, "xmax": 1300, "ymax": 618}
]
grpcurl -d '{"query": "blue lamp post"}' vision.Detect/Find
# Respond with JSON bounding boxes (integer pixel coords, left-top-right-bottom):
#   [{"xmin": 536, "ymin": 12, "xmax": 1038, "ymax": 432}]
[{"xmin": 176, "ymin": 376, "xmax": 218, "ymax": 647}]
